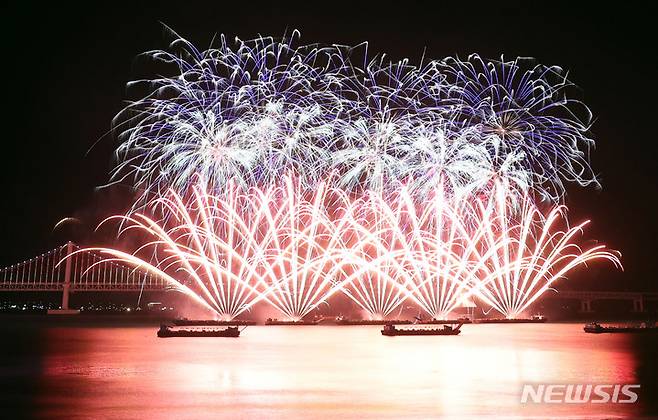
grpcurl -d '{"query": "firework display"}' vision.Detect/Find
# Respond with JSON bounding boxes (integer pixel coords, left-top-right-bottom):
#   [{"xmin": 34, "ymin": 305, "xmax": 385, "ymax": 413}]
[
  {"xmin": 84, "ymin": 178, "xmax": 619, "ymax": 320},
  {"xmin": 82, "ymin": 31, "xmax": 620, "ymax": 320},
  {"xmin": 111, "ymin": 31, "xmax": 595, "ymax": 205}
]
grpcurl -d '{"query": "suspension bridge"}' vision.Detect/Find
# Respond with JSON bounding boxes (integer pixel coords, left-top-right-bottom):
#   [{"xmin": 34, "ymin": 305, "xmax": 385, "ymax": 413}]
[
  {"xmin": 0, "ymin": 243, "xmax": 656, "ymax": 315},
  {"xmin": 0, "ymin": 242, "xmax": 168, "ymax": 313}
]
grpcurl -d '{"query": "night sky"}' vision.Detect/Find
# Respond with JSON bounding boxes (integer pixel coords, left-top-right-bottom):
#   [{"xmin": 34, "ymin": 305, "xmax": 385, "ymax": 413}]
[{"xmin": 2, "ymin": 2, "xmax": 656, "ymax": 291}]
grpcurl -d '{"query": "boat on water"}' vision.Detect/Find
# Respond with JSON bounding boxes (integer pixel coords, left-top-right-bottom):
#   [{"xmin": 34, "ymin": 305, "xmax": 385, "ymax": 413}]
[
  {"xmin": 584, "ymin": 322, "xmax": 658, "ymax": 334},
  {"xmin": 381, "ymin": 323, "xmax": 463, "ymax": 336},
  {"xmin": 172, "ymin": 318, "xmax": 256, "ymax": 326},
  {"xmin": 157, "ymin": 324, "xmax": 240, "ymax": 338},
  {"xmin": 473, "ymin": 315, "xmax": 547, "ymax": 324},
  {"xmin": 265, "ymin": 318, "xmax": 319, "ymax": 325}
]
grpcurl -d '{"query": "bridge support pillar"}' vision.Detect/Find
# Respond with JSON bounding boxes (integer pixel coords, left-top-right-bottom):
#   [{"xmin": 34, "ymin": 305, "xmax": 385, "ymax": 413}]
[
  {"xmin": 633, "ymin": 299, "xmax": 644, "ymax": 313},
  {"xmin": 580, "ymin": 300, "xmax": 593, "ymax": 313},
  {"xmin": 48, "ymin": 242, "xmax": 79, "ymax": 315}
]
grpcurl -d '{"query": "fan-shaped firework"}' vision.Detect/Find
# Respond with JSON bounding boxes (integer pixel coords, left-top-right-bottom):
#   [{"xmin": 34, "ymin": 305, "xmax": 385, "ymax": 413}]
[
  {"xmin": 79, "ymin": 179, "xmax": 620, "ymax": 320},
  {"xmin": 467, "ymin": 193, "xmax": 622, "ymax": 318},
  {"xmin": 330, "ymin": 185, "xmax": 621, "ymax": 320},
  {"xmin": 83, "ymin": 184, "xmax": 272, "ymax": 320},
  {"xmin": 85, "ymin": 178, "xmax": 356, "ymax": 320}
]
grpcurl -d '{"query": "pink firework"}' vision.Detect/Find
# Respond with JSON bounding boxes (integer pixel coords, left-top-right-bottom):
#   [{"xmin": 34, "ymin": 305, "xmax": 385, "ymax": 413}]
[{"xmin": 73, "ymin": 178, "xmax": 620, "ymax": 320}]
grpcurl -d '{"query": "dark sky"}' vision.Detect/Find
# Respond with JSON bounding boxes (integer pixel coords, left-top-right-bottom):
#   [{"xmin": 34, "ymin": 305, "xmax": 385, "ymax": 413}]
[{"xmin": 1, "ymin": 2, "xmax": 656, "ymax": 290}]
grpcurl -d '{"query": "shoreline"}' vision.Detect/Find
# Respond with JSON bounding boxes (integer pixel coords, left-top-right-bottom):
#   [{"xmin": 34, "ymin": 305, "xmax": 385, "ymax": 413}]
[{"xmin": 0, "ymin": 313, "xmax": 653, "ymax": 327}]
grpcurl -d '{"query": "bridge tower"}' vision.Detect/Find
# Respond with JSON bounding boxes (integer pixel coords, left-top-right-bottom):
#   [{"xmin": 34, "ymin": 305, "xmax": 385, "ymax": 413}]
[
  {"xmin": 580, "ymin": 300, "xmax": 593, "ymax": 313},
  {"xmin": 632, "ymin": 298, "xmax": 645, "ymax": 313},
  {"xmin": 47, "ymin": 241, "xmax": 80, "ymax": 315}
]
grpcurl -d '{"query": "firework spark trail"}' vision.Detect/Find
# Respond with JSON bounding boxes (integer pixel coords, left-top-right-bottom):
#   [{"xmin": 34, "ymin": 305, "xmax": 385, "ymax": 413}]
[
  {"xmin": 324, "ymin": 183, "xmax": 621, "ymax": 320},
  {"xmin": 330, "ymin": 191, "xmax": 408, "ymax": 319},
  {"xmin": 111, "ymin": 30, "xmax": 342, "ymax": 202},
  {"xmin": 464, "ymin": 192, "xmax": 622, "ymax": 318},
  {"xmin": 73, "ymin": 179, "xmax": 620, "ymax": 320},
  {"xmin": 74, "ymin": 186, "xmax": 275, "ymax": 320},
  {"xmin": 331, "ymin": 185, "xmax": 473, "ymax": 320},
  {"xmin": 110, "ymin": 31, "xmax": 597, "ymax": 206},
  {"xmin": 78, "ymin": 178, "xmax": 359, "ymax": 320},
  {"xmin": 249, "ymin": 178, "xmax": 354, "ymax": 321},
  {"xmin": 392, "ymin": 185, "xmax": 477, "ymax": 319},
  {"xmin": 439, "ymin": 54, "xmax": 598, "ymax": 202}
]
